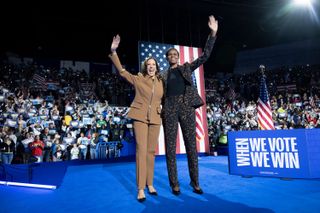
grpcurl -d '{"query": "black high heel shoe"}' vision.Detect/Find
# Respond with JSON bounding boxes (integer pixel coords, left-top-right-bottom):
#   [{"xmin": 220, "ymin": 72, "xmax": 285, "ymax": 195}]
[
  {"xmin": 138, "ymin": 197, "xmax": 146, "ymax": 202},
  {"xmin": 171, "ymin": 186, "xmax": 181, "ymax": 195},
  {"xmin": 137, "ymin": 190, "xmax": 146, "ymax": 202},
  {"xmin": 148, "ymin": 191, "xmax": 158, "ymax": 196},
  {"xmin": 190, "ymin": 183, "xmax": 203, "ymax": 194},
  {"xmin": 148, "ymin": 186, "xmax": 158, "ymax": 196}
]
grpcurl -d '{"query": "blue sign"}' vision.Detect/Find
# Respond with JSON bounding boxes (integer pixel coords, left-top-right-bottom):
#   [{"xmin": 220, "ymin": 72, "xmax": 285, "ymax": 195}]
[{"xmin": 228, "ymin": 129, "xmax": 320, "ymax": 178}]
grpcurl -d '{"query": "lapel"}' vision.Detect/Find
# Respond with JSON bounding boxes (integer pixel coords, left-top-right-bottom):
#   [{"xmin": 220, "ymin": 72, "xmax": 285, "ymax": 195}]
[
  {"xmin": 162, "ymin": 70, "xmax": 169, "ymax": 82},
  {"xmin": 178, "ymin": 64, "xmax": 192, "ymax": 85},
  {"xmin": 180, "ymin": 67, "xmax": 189, "ymax": 81},
  {"xmin": 162, "ymin": 65, "xmax": 191, "ymax": 86}
]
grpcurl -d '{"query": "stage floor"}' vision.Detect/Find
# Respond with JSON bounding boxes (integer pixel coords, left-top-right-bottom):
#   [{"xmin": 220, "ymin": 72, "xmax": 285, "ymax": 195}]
[{"xmin": 1, "ymin": 156, "xmax": 320, "ymax": 213}]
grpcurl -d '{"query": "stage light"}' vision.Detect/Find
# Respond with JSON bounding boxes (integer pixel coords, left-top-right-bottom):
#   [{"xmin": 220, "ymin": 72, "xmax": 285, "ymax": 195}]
[
  {"xmin": 290, "ymin": 0, "xmax": 318, "ymax": 23},
  {"xmin": 293, "ymin": 0, "xmax": 313, "ymax": 7},
  {"xmin": 0, "ymin": 181, "xmax": 57, "ymax": 190}
]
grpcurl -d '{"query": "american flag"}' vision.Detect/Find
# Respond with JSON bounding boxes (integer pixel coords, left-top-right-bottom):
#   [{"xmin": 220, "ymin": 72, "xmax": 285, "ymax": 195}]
[
  {"xmin": 138, "ymin": 41, "xmax": 209, "ymax": 155},
  {"xmin": 80, "ymin": 82, "xmax": 96, "ymax": 98},
  {"xmin": 32, "ymin": 73, "xmax": 47, "ymax": 90},
  {"xmin": 257, "ymin": 73, "xmax": 275, "ymax": 130}
]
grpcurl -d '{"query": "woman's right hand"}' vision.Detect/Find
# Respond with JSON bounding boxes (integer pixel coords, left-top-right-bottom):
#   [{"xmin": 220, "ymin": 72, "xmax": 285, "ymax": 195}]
[{"xmin": 111, "ymin": 34, "xmax": 120, "ymax": 53}]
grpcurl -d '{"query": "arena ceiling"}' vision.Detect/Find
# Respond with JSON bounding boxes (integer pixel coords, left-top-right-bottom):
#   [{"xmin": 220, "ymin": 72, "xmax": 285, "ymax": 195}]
[{"xmin": 1, "ymin": 0, "xmax": 319, "ymax": 73}]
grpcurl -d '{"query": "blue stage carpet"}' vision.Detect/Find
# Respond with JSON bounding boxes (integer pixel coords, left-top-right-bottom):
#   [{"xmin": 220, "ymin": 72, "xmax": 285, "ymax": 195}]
[{"xmin": 1, "ymin": 156, "xmax": 319, "ymax": 213}]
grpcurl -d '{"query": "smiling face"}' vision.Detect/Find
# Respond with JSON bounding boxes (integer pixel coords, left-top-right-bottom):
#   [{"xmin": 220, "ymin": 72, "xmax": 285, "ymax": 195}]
[
  {"xmin": 146, "ymin": 58, "xmax": 157, "ymax": 77},
  {"xmin": 166, "ymin": 48, "xmax": 179, "ymax": 67}
]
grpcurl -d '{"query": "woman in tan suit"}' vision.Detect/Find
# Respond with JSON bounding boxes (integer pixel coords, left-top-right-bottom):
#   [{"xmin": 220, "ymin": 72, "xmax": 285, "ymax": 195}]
[{"xmin": 109, "ymin": 35, "xmax": 163, "ymax": 202}]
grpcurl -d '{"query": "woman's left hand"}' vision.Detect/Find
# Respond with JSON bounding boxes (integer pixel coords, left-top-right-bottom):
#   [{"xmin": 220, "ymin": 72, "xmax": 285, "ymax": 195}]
[{"xmin": 208, "ymin": 15, "xmax": 218, "ymax": 36}]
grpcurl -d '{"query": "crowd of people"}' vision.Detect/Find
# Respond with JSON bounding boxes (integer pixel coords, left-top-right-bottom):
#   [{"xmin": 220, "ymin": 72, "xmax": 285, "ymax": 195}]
[
  {"xmin": 1, "ymin": 59, "xmax": 320, "ymax": 165},
  {"xmin": 0, "ymin": 61, "xmax": 135, "ymax": 164},
  {"xmin": 1, "ymin": 15, "xmax": 218, "ymax": 202},
  {"xmin": 205, "ymin": 64, "xmax": 320, "ymax": 148},
  {"xmin": 2, "ymin": 47, "xmax": 320, "ymax": 206}
]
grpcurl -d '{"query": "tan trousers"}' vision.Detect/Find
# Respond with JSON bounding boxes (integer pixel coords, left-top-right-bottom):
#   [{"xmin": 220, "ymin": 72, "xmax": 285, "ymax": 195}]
[{"xmin": 133, "ymin": 121, "xmax": 160, "ymax": 190}]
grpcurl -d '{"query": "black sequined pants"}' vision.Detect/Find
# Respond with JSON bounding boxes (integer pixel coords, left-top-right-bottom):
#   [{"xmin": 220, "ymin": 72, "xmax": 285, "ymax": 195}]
[{"xmin": 162, "ymin": 95, "xmax": 199, "ymax": 188}]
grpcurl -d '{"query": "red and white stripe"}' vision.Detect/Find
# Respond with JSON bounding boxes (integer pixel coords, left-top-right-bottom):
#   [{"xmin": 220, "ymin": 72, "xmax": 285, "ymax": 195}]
[
  {"xmin": 33, "ymin": 73, "xmax": 47, "ymax": 90},
  {"xmin": 257, "ymin": 98, "xmax": 274, "ymax": 130}
]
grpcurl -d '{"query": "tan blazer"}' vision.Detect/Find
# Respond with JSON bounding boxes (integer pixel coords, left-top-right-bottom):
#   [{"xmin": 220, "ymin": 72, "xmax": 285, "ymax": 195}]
[{"xmin": 109, "ymin": 53, "xmax": 164, "ymax": 125}]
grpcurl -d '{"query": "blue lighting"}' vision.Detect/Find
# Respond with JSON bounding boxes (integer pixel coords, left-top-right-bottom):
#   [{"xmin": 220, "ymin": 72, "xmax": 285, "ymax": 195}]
[{"xmin": 0, "ymin": 181, "xmax": 57, "ymax": 190}]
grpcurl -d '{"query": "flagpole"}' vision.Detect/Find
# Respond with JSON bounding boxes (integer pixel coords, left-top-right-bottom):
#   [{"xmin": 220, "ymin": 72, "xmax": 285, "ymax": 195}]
[
  {"xmin": 257, "ymin": 64, "xmax": 275, "ymax": 130},
  {"xmin": 259, "ymin": 64, "xmax": 265, "ymax": 76}
]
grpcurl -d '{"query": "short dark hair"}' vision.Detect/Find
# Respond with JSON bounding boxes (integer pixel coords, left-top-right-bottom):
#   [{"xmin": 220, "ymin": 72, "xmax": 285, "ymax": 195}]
[{"xmin": 165, "ymin": 47, "xmax": 179, "ymax": 58}]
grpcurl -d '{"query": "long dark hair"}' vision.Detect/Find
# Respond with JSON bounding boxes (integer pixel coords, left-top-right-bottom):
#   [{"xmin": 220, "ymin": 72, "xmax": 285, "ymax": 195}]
[{"xmin": 140, "ymin": 56, "xmax": 162, "ymax": 80}]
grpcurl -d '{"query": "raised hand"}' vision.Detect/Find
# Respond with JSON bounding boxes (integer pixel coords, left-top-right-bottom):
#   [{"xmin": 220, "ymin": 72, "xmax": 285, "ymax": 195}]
[
  {"xmin": 111, "ymin": 34, "xmax": 121, "ymax": 52},
  {"xmin": 208, "ymin": 15, "xmax": 218, "ymax": 36}
]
